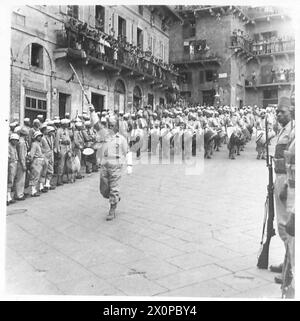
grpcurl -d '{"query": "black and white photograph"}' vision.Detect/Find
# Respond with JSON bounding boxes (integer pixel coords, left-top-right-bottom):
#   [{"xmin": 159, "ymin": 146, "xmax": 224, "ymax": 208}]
[{"xmin": 1, "ymin": 1, "xmax": 298, "ymax": 301}]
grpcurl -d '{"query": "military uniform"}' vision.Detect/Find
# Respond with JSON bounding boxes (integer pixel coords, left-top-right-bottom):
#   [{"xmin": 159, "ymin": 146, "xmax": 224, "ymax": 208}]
[
  {"xmin": 40, "ymin": 129, "xmax": 55, "ymax": 190},
  {"xmin": 55, "ymin": 124, "xmax": 71, "ymax": 184},
  {"xmin": 281, "ymin": 127, "xmax": 295, "ymax": 297},
  {"xmin": 82, "ymin": 124, "xmax": 97, "ymax": 173},
  {"xmin": 29, "ymin": 136, "xmax": 47, "ymax": 195},
  {"xmin": 90, "ymin": 107, "xmax": 132, "ymax": 221},
  {"xmin": 7, "ymin": 139, "xmax": 19, "ymax": 203},
  {"xmin": 15, "ymin": 134, "xmax": 29, "ymax": 199},
  {"xmin": 273, "ymin": 120, "xmax": 293, "ymax": 243}
]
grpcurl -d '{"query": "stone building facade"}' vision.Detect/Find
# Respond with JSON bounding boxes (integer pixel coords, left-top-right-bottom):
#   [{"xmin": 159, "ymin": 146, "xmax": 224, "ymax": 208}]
[
  {"xmin": 10, "ymin": 5, "xmax": 181, "ymax": 122},
  {"xmin": 169, "ymin": 5, "xmax": 295, "ymax": 108}
]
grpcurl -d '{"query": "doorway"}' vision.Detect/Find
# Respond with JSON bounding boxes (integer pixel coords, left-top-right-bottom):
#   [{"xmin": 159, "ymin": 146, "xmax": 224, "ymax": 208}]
[
  {"xmin": 91, "ymin": 92, "xmax": 104, "ymax": 113},
  {"xmin": 202, "ymin": 89, "xmax": 216, "ymax": 106},
  {"xmin": 59, "ymin": 93, "xmax": 71, "ymax": 119}
]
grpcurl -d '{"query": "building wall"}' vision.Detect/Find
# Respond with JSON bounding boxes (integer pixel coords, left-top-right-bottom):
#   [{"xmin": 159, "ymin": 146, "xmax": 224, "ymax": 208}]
[{"xmin": 10, "ymin": 5, "xmax": 174, "ymax": 122}]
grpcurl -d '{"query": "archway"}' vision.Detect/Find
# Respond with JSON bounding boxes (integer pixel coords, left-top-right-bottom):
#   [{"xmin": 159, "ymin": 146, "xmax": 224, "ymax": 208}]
[
  {"xmin": 133, "ymin": 85, "xmax": 142, "ymax": 111},
  {"xmin": 114, "ymin": 79, "xmax": 126, "ymax": 113}
]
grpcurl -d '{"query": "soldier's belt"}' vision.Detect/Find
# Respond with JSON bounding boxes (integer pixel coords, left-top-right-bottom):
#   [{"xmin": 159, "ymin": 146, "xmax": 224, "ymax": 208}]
[
  {"xmin": 274, "ymin": 158, "xmax": 286, "ymax": 174},
  {"xmin": 274, "ymin": 143, "xmax": 288, "ymax": 159},
  {"xmin": 60, "ymin": 141, "xmax": 70, "ymax": 145}
]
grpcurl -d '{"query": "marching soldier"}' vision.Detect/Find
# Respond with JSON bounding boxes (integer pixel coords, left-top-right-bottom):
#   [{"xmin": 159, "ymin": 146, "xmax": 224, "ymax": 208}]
[
  {"xmin": 7, "ymin": 133, "xmax": 19, "ymax": 205},
  {"xmin": 269, "ymin": 97, "xmax": 294, "ymax": 285},
  {"xmin": 89, "ymin": 104, "xmax": 132, "ymax": 221}
]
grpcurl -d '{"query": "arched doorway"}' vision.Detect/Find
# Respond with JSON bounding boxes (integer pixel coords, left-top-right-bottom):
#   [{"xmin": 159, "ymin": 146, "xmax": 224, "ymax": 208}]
[
  {"xmin": 114, "ymin": 79, "xmax": 126, "ymax": 113},
  {"xmin": 133, "ymin": 86, "xmax": 142, "ymax": 111}
]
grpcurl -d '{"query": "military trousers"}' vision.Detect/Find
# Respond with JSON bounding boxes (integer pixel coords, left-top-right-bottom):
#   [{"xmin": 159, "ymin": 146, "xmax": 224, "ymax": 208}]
[
  {"xmin": 15, "ymin": 162, "xmax": 26, "ymax": 198},
  {"xmin": 29, "ymin": 158, "xmax": 46, "ymax": 187},
  {"xmin": 7, "ymin": 161, "xmax": 18, "ymax": 194},
  {"xmin": 274, "ymin": 174, "xmax": 290, "ymax": 243},
  {"xmin": 100, "ymin": 163, "xmax": 122, "ymax": 205}
]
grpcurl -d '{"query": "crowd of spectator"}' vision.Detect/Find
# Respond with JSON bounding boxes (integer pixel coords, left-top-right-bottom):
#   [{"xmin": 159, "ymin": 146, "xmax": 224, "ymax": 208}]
[
  {"xmin": 230, "ymin": 30, "xmax": 295, "ymax": 55},
  {"xmin": 64, "ymin": 17, "xmax": 179, "ymax": 83}
]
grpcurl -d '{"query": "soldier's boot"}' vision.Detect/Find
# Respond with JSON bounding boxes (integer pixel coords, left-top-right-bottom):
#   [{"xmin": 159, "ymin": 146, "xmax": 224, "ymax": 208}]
[
  {"xmin": 31, "ymin": 186, "xmax": 40, "ymax": 197},
  {"xmin": 106, "ymin": 204, "xmax": 117, "ymax": 221},
  {"xmin": 40, "ymin": 182, "xmax": 48, "ymax": 193},
  {"xmin": 45, "ymin": 179, "xmax": 56, "ymax": 190},
  {"xmin": 57, "ymin": 175, "xmax": 64, "ymax": 186}
]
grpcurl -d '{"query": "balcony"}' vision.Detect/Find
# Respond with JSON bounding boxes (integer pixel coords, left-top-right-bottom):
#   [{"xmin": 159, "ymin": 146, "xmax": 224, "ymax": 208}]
[
  {"xmin": 245, "ymin": 69, "xmax": 295, "ymax": 89},
  {"xmin": 54, "ymin": 18, "xmax": 179, "ymax": 91},
  {"xmin": 229, "ymin": 33, "xmax": 295, "ymax": 61},
  {"xmin": 171, "ymin": 52, "xmax": 221, "ymax": 67}
]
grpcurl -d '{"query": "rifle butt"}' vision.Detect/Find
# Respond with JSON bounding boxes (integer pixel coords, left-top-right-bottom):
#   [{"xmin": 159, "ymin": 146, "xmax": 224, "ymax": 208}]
[{"xmin": 257, "ymin": 243, "xmax": 270, "ymax": 269}]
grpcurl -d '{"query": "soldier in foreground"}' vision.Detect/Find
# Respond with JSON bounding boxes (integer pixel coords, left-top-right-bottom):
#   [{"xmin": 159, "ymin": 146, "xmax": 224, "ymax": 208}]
[{"xmin": 89, "ymin": 104, "xmax": 133, "ymax": 221}]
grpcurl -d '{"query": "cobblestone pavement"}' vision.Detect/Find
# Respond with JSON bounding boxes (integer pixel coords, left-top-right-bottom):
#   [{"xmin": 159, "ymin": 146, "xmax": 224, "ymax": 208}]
[{"xmin": 5, "ymin": 139, "xmax": 285, "ymax": 298}]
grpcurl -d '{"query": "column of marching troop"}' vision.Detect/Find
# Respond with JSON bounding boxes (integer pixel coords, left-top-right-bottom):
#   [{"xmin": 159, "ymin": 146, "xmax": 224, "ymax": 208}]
[{"xmin": 7, "ymin": 104, "xmax": 277, "ymax": 205}]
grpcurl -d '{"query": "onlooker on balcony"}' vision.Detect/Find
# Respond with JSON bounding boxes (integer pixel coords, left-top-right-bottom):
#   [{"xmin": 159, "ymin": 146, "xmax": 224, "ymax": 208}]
[{"xmin": 271, "ymin": 67, "xmax": 277, "ymax": 83}]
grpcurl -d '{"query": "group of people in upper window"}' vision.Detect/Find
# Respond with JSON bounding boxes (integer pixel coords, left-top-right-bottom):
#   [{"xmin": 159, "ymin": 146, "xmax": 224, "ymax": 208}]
[{"xmin": 230, "ymin": 29, "xmax": 294, "ymax": 55}]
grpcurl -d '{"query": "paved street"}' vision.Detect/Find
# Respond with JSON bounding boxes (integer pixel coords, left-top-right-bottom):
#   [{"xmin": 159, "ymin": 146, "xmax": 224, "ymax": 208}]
[{"xmin": 5, "ymin": 139, "xmax": 285, "ymax": 298}]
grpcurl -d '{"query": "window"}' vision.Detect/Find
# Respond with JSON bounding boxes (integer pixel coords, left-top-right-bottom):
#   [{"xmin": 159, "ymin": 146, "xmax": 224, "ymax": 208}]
[
  {"xmin": 148, "ymin": 93, "xmax": 154, "ymax": 107},
  {"xmin": 95, "ymin": 5, "xmax": 105, "ymax": 32},
  {"xmin": 263, "ymin": 89, "xmax": 278, "ymax": 99},
  {"xmin": 118, "ymin": 16, "xmax": 126, "ymax": 38},
  {"xmin": 12, "ymin": 12, "xmax": 25, "ymax": 26},
  {"xmin": 25, "ymin": 89, "xmax": 47, "ymax": 121},
  {"xmin": 67, "ymin": 5, "xmax": 79, "ymax": 19},
  {"xmin": 138, "ymin": 5, "xmax": 143, "ymax": 16},
  {"xmin": 199, "ymin": 70, "xmax": 204, "ymax": 84},
  {"xmin": 205, "ymin": 70, "xmax": 214, "ymax": 82},
  {"xmin": 137, "ymin": 28, "xmax": 143, "ymax": 50},
  {"xmin": 181, "ymin": 72, "xmax": 192, "ymax": 84},
  {"xmin": 31, "ymin": 43, "xmax": 43, "ymax": 69}
]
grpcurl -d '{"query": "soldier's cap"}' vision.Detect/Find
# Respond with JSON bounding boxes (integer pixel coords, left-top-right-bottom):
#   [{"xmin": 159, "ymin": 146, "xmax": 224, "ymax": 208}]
[
  {"xmin": 33, "ymin": 119, "xmax": 40, "ymax": 125},
  {"xmin": 61, "ymin": 119, "xmax": 69, "ymax": 125},
  {"xmin": 19, "ymin": 126, "xmax": 29, "ymax": 136},
  {"xmin": 37, "ymin": 114, "xmax": 44, "ymax": 118},
  {"xmin": 119, "ymin": 111, "xmax": 124, "ymax": 115},
  {"xmin": 14, "ymin": 126, "xmax": 21, "ymax": 133},
  {"xmin": 278, "ymin": 96, "xmax": 291, "ymax": 109},
  {"xmin": 53, "ymin": 119, "xmax": 61, "ymax": 124},
  {"xmin": 10, "ymin": 133, "xmax": 20, "ymax": 141},
  {"xmin": 45, "ymin": 118, "xmax": 51, "ymax": 123},
  {"xmin": 100, "ymin": 117, "xmax": 107, "ymax": 123},
  {"xmin": 9, "ymin": 121, "xmax": 18, "ymax": 127},
  {"xmin": 40, "ymin": 123, "xmax": 48, "ymax": 130},
  {"xmin": 23, "ymin": 118, "xmax": 30, "ymax": 123},
  {"xmin": 75, "ymin": 121, "xmax": 83, "ymax": 127},
  {"xmin": 54, "ymin": 116, "xmax": 60, "ymax": 120},
  {"xmin": 102, "ymin": 111, "xmax": 107, "ymax": 116},
  {"xmin": 84, "ymin": 120, "xmax": 91, "ymax": 126},
  {"xmin": 47, "ymin": 120, "xmax": 54, "ymax": 126},
  {"xmin": 47, "ymin": 126, "xmax": 55, "ymax": 133},
  {"xmin": 33, "ymin": 131, "xmax": 42, "ymax": 139}
]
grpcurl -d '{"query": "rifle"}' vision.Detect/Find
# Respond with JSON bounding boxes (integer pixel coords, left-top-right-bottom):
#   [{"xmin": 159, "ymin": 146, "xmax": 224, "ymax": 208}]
[{"xmin": 257, "ymin": 115, "xmax": 276, "ymax": 269}]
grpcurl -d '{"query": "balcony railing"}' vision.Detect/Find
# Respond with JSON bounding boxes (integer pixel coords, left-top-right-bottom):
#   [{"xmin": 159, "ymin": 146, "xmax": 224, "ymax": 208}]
[
  {"xmin": 230, "ymin": 34, "xmax": 295, "ymax": 57},
  {"xmin": 55, "ymin": 18, "xmax": 179, "ymax": 89},
  {"xmin": 245, "ymin": 69, "xmax": 295, "ymax": 87}
]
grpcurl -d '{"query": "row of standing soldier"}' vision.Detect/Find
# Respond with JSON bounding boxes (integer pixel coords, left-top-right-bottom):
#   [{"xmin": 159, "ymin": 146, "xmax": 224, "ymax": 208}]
[{"xmin": 7, "ymin": 104, "xmax": 271, "ymax": 205}]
